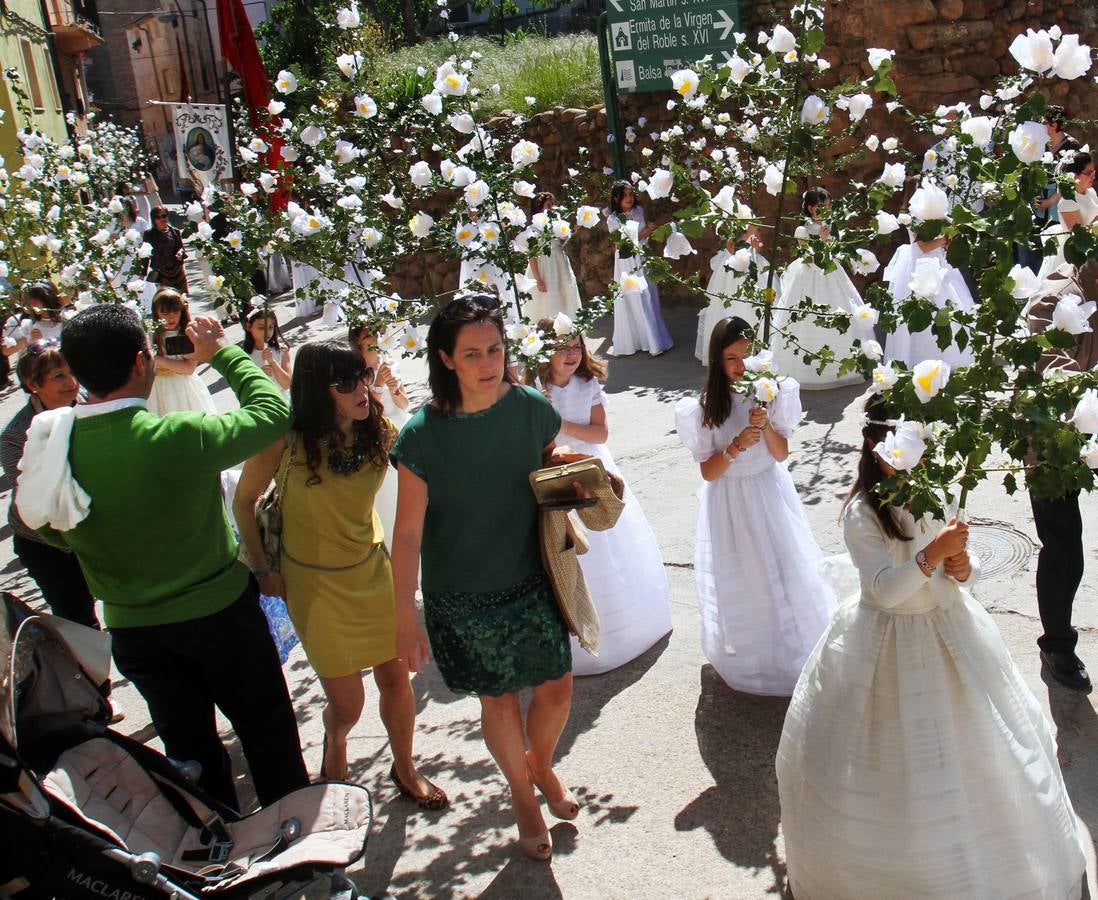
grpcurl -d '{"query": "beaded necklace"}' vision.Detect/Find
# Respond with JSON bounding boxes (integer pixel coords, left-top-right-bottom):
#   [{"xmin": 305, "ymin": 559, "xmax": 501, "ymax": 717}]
[{"xmin": 326, "ymin": 430, "xmax": 370, "ymax": 475}]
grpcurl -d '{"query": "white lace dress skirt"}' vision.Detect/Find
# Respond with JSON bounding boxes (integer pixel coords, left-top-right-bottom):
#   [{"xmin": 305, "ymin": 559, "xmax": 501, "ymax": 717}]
[
  {"xmin": 147, "ymin": 369, "xmax": 217, "ymax": 417},
  {"xmin": 778, "ymin": 597, "xmax": 1086, "ymax": 898},
  {"xmin": 567, "ymin": 436, "xmax": 672, "ymax": 675},
  {"xmin": 610, "ymin": 253, "xmax": 674, "ymax": 356},
  {"xmin": 696, "ymin": 251, "xmax": 780, "ymax": 363},
  {"xmin": 884, "ymin": 245, "xmax": 976, "ymax": 368},
  {"xmin": 523, "ymin": 241, "xmax": 582, "ymax": 323},
  {"xmin": 675, "ymin": 390, "xmax": 837, "ymax": 695},
  {"xmin": 291, "ymin": 262, "xmax": 321, "ymax": 318},
  {"xmin": 769, "ymin": 258, "xmax": 863, "ymax": 389}
]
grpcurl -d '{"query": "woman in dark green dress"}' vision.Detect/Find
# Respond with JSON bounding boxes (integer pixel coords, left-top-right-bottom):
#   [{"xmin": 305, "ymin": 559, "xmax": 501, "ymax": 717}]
[{"xmin": 391, "ymin": 294, "xmax": 579, "ymax": 861}]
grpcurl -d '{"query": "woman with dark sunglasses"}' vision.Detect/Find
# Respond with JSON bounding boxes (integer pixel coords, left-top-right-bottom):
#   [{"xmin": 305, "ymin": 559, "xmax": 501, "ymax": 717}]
[
  {"xmin": 0, "ymin": 340, "xmax": 99, "ymax": 629},
  {"xmin": 234, "ymin": 340, "xmax": 445, "ymax": 806}
]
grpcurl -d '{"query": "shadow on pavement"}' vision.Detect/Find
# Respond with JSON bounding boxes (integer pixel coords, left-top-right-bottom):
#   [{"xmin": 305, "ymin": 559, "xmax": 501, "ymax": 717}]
[
  {"xmin": 1046, "ymin": 675, "xmax": 1098, "ymax": 888},
  {"xmin": 675, "ymin": 665, "xmax": 790, "ymax": 896}
]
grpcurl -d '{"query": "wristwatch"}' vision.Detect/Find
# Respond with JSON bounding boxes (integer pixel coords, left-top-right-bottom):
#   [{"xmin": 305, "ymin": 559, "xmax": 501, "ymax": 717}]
[{"xmin": 915, "ymin": 550, "xmax": 934, "ymax": 577}]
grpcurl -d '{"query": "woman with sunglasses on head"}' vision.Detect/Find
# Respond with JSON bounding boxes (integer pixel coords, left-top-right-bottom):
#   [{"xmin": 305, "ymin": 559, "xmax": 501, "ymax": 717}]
[
  {"xmin": 233, "ymin": 340, "xmax": 445, "ymax": 805},
  {"xmin": 390, "ymin": 294, "xmax": 577, "ymax": 862},
  {"xmin": 0, "ymin": 340, "xmax": 99, "ymax": 629},
  {"xmin": 142, "ymin": 206, "xmax": 188, "ymax": 293}
]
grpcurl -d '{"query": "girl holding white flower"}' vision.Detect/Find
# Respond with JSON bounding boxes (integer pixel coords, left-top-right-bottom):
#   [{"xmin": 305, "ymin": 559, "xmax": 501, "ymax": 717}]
[
  {"xmin": 777, "ymin": 396, "xmax": 1085, "ymax": 899},
  {"xmin": 769, "ymin": 188, "xmax": 863, "ymax": 388},
  {"xmin": 695, "ymin": 225, "xmax": 780, "ymax": 364},
  {"xmin": 605, "ymin": 181, "xmax": 673, "ymax": 357},
  {"xmin": 523, "ymin": 192, "xmax": 582, "ymax": 323},
  {"xmin": 674, "ymin": 316, "xmax": 836, "ymax": 695},
  {"xmin": 532, "ymin": 318, "xmax": 672, "ymax": 675}
]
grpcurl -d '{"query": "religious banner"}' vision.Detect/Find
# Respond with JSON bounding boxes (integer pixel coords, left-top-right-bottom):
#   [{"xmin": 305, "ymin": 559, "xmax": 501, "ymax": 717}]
[{"xmin": 170, "ymin": 103, "xmax": 233, "ymax": 187}]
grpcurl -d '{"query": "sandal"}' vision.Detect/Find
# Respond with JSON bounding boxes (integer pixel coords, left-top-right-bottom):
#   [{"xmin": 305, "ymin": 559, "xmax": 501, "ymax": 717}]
[
  {"xmin": 527, "ymin": 760, "xmax": 579, "ymax": 821},
  {"xmin": 389, "ymin": 763, "xmax": 448, "ymax": 810},
  {"xmin": 518, "ymin": 830, "xmax": 552, "ymax": 861}
]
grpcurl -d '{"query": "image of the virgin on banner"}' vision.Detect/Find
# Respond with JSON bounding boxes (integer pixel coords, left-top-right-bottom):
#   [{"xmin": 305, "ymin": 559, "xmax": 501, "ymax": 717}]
[{"xmin": 171, "ymin": 103, "xmax": 234, "ymax": 188}]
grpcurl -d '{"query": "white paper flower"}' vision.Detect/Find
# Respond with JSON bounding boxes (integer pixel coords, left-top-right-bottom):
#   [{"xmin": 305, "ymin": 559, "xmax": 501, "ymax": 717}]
[
  {"xmin": 768, "ymin": 24, "xmax": 796, "ymax": 54},
  {"xmin": 763, "ymin": 162, "xmax": 785, "ymax": 196},
  {"xmin": 512, "ymin": 227, "xmax": 535, "ymax": 254},
  {"xmin": 552, "ymin": 312, "xmax": 573, "ymax": 336},
  {"xmin": 334, "ymin": 141, "xmax": 358, "ymax": 164},
  {"xmin": 274, "ymin": 70, "xmax": 298, "ymax": 94},
  {"xmin": 360, "ymin": 227, "xmax": 382, "ymax": 248},
  {"xmin": 841, "ymin": 93, "xmax": 873, "ymax": 122},
  {"xmin": 1051, "ymin": 34, "xmax": 1092, "ymax": 80},
  {"xmin": 867, "ymin": 48, "xmax": 894, "ymax": 69},
  {"xmin": 1071, "ymin": 389, "xmax": 1098, "ymax": 434},
  {"xmin": 1009, "ymin": 121, "xmax": 1048, "ymax": 163},
  {"xmin": 408, "ymin": 211, "xmax": 434, "ymax": 238},
  {"xmin": 400, "ymin": 325, "xmax": 424, "ymax": 354},
  {"xmin": 1052, "ymin": 293, "xmax": 1097, "ymax": 334},
  {"xmin": 280, "ymin": 145, "xmax": 299, "ymax": 162},
  {"xmin": 865, "ymin": 134, "xmax": 880, "ymax": 152},
  {"xmin": 619, "ymin": 270, "xmax": 648, "ymax": 296},
  {"xmin": 224, "ymin": 230, "xmax": 244, "ymax": 250},
  {"xmin": 875, "ymin": 211, "xmax": 900, "ymax": 235},
  {"xmin": 873, "ymin": 428, "xmax": 926, "ymax": 471},
  {"xmin": 551, "ymin": 219, "xmax": 571, "ymax": 241},
  {"xmin": 871, "ymin": 363, "xmax": 899, "ymax": 392},
  {"xmin": 728, "ymin": 247, "xmax": 753, "ymax": 273},
  {"xmin": 1008, "ymin": 263, "xmax": 1041, "ymax": 300},
  {"xmin": 744, "ymin": 350, "xmax": 775, "ymax": 373},
  {"xmin": 883, "ymin": 136, "xmax": 899, "ymax": 152},
  {"xmin": 852, "ymin": 249, "xmax": 881, "ymax": 276},
  {"xmin": 960, "ymin": 115, "xmax": 994, "ymax": 147},
  {"xmin": 454, "ymin": 222, "xmax": 477, "ymax": 246},
  {"xmin": 207, "ymin": 274, "xmax": 225, "ymax": 293},
  {"xmin": 336, "ymin": 4, "xmax": 361, "ymax": 28},
  {"xmin": 479, "ymin": 221, "xmax": 501, "ymax": 243},
  {"xmin": 909, "ymin": 257, "xmax": 947, "ymax": 299},
  {"xmin": 727, "ymin": 56, "xmax": 752, "ymax": 85},
  {"xmin": 409, "ymin": 161, "xmax": 432, "ymax": 188},
  {"xmin": 291, "ymin": 211, "xmax": 328, "ymax": 236},
  {"xmin": 848, "ymin": 300, "xmax": 880, "ymax": 332},
  {"xmin": 513, "ymin": 180, "xmax": 536, "ymax": 198},
  {"xmin": 1009, "ymin": 28, "xmax": 1056, "ymax": 73},
  {"xmin": 576, "ymin": 205, "xmax": 600, "ymax": 228},
  {"xmin": 446, "ymin": 164, "xmax": 475, "ymax": 187},
  {"xmin": 258, "ymin": 172, "xmax": 279, "ymax": 193},
  {"xmin": 448, "ymin": 112, "xmax": 475, "ymax": 134},
  {"xmin": 800, "ymin": 95, "xmax": 830, "ymax": 125},
  {"xmin": 646, "ymin": 169, "xmax": 674, "ymax": 199},
  {"xmin": 380, "ymin": 189, "xmax": 403, "ymax": 210},
  {"xmin": 137, "ymin": 242, "xmax": 153, "ymax": 259},
  {"xmin": 878, "ymin": 162, "xmax": 906, "ymax": 190},
  {"xmin": 336, "ymin": 194, "xmax": 362, "ymax": 210},
  {"xmin": 671, "ymin": 69, "xmax": 700, "ymax": 100},
  {"xmin": 709, "ymin": 185, "xmax": 736, "ymax": 216},
  {"xmin": 420, "ymin": 92, "xmax": 443, "ymax": 116},
  {"xmin": 463, "ymin": 179, "xmax": 490, "ymax": 207},
  {"xmin": 511, "ymin": 140, "xmax": 540, "ymax": 169},
  {"xmin": 912, "ymin": 359, "xmax": 951, "ymax": 402},
  {"xmin": 434, "ymin": 62, "xmax": 468, "ymax": 96},
  {"xmin": 336, "ymin": 52, "xmax": 363, "ymax": 76},
  {"xmin": 754, "ymin": 377, "xmax": 779, "ymax": 403},
  {"xmin": 909, "ymin": 180, "xmax": 951, "ymax": 221},
  {"xmin": 354, "ymin": 95, "xmax": 377, "ymax": 119},
  {"xmin": 300, "ymin": 125, "xmax": 326, "ymax": 147},
  {"xmin": 861, "ymin": 339, "xmax": 884, "ymax": 361},
  {"xmin": 663, "ymin": 230, "xmax": 695, "ymax": 259}
]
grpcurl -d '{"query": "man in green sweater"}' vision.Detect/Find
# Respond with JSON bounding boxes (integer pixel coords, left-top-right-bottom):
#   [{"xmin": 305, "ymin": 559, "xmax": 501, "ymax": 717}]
[{"xmin": 53, "ymin": 304, "xmax": 308, "ymax": 809}]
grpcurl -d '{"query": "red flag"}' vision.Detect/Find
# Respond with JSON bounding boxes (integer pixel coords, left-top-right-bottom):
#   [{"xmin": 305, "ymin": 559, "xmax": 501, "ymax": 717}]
[{"xmin": 216, "ymin": 0, "xmax": 289, "ymax": 207}]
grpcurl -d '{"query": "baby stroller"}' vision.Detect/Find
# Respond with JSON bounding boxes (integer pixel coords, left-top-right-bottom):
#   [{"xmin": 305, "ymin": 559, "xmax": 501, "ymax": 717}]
[{"xmin": 0, "ymin": 592, "xmax": 373, "ymax": 898}]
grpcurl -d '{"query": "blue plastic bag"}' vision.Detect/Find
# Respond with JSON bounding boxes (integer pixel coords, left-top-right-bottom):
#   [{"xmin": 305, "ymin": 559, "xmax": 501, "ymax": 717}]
[{"xmin": 259, "ymin": 593, "xmax": 299, "ymax": 665}]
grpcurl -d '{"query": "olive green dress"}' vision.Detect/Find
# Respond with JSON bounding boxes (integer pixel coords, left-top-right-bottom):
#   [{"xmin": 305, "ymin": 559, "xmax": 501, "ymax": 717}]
[
  {"xmin": 390, "ymin": 385, "xmax": 569, "ymax": 696},
  {"xmin": 278, "ymin": 429, "xmax": 396, "ymax": 679}
]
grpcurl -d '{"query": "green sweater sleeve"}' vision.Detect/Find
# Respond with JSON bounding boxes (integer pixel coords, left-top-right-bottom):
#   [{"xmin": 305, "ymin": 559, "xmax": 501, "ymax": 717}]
[{"xmin": 197, "ymin": 345, "xmax": 291, "ymax": 471}]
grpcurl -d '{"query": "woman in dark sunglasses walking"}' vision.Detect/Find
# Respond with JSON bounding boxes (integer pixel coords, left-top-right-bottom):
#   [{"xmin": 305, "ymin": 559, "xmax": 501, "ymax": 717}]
[{"xmin": 234, "ymin": 340, "xmax": 446, "ymax": 807}]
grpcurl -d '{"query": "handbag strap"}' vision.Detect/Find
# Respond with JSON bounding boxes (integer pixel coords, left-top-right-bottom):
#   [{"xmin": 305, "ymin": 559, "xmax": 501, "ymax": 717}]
[{"xmin": 275, "ymin": 434, "xmax": 298, "ymax": 501}]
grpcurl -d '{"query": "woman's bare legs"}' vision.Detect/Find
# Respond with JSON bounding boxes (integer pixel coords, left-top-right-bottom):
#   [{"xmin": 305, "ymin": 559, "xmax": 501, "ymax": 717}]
[
  {"xmin": 481, "ymin": 692, "xmax": 549, "ymax": 855},
  {"xmin": 525, "ymin": 673, "xmax": 577, "ymax": 814},
  {"xmin": 373, "ymin": 657, "xmax": 436, "ymax": 797},
  {"xmin": 318, "ymin": 672, "xmax": 365, "ymax": 780}
]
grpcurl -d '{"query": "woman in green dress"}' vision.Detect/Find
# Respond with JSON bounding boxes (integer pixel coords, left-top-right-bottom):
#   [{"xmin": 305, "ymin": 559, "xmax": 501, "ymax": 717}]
[
  {"xmin": 391, "ymin": 294, "xmax": 579, "ymax": 861},
  {"xmin": 235, "ymin": 340, "xmax": 445, "ymax": 808}
]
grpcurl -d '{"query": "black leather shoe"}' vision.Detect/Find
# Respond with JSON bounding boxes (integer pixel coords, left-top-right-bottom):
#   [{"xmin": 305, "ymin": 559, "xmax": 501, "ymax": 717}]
[{"xmin": 1041, "ymin": 651, "xmax": 1092, "ymax": 691}]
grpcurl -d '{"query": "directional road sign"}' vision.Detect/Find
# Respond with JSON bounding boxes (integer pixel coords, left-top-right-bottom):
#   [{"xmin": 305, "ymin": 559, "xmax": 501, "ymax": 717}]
[{"xmin": 607, "ymin": 0, "xmax": 742, "ymax": 93}]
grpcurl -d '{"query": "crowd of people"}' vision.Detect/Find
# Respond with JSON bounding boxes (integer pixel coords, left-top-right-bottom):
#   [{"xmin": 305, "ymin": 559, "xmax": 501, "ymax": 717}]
[{"xmin": 0, "ymin": 103, "xmax": 1094, "ymax": 895}]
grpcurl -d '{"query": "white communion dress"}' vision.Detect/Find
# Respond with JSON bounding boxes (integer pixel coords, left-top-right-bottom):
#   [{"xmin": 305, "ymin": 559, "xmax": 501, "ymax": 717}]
[
  {"xmin": 696, "ymin": 247, "xmax": 780, "ymax": 363},
  {"xmin": 776, "ymin": 496, "xmax": 1086, "ymax": 900},
  {"xmin": 372, "ymin": 376, "xmax": 411, "ymax": 552},
  {"xmin": 674, "ymin": 381, "xmax": 836, "ymax": 695},
  {"xmin": 547, "ymin": 376, "xmax": 671, "ymax": 675},
  {"xmin": 147, "ymin": 330, "xmax": 217, "ymax": 416},
  {"xmin": 1036, "ymin": 187, "xmax": 1098, "ymax": 294},
  {"xmin": 249, "ymin": 347, "xmax": 291, "ymax": 399},
  {"xmin": 884, "ymin": 235, "xmax": 976, "ymax": 368},
  {"xmin": 770, "ymin": 221, "xmax": 863, "ymax": 389},
  {"xmin": 606, "ymin": 205, "xmax": 673, "ymax": 356},
  {"xmin": 523, "ymin": 239, "xmax": 582, "ymax": 323}
]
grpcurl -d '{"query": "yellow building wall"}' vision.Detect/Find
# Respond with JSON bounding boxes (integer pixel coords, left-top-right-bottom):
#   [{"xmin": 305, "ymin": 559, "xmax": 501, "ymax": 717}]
[{"xmin": 0, "ymin": 0, "xmax": 70, "ymax": 163}]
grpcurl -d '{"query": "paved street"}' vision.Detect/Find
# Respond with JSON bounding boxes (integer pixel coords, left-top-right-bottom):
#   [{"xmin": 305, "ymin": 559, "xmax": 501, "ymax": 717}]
[{"xmin": 4, "ymin": 293, "xmax": 1098, "ymax": 898}]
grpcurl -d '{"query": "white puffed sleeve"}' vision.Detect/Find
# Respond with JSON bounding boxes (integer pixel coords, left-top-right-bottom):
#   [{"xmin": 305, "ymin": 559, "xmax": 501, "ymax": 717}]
[
  {"xmin": 675, "ymin": 397, "xmax": 718, "ymax": 463},
  {"xmin": 768, "ymin": 377, "xmax": 803, "ymax": 437}
]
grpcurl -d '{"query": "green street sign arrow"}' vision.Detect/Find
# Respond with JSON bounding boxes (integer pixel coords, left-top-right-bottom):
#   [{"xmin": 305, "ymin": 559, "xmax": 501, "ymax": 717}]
[{"xmin": 607, "ymin": 0, "xmax": 742, "ymax": 93}]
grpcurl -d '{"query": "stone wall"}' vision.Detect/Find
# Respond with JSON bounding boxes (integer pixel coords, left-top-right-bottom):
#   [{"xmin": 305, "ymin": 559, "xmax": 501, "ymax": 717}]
[{"xmin": 388, "ymin": 0, "xmax": 1098, "ymax": 306}]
